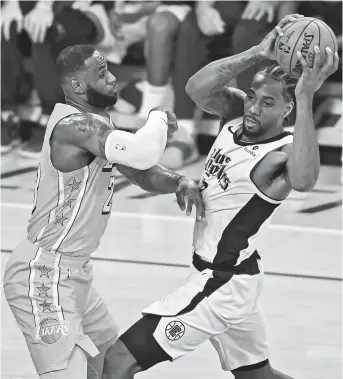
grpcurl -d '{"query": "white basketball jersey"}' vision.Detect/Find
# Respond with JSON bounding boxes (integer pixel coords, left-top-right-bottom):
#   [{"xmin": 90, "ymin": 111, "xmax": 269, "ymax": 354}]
[
  {"xmin": 193, "ymin": 117, "xmax": 293, "ymax": 267},
  {"xmin": 27, "ymin": 103, "xmax": 118, "ymax": 258}
]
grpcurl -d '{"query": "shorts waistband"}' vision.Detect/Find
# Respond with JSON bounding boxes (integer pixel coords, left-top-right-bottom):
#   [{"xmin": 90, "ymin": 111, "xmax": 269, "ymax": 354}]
[{"xmin": 192, "ymin": 250, "xmax": 261, "ymax": 275}]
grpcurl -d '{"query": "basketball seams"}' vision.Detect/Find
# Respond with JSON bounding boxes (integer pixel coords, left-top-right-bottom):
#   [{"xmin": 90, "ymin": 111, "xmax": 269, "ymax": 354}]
[
  {"xmin": 315, "ymin": 19, "xmax": 337, "ymax": 53},
  {"xmin": 316, "ymin": 22, "xmax": 321, "ymax": 67},
  {"xmin": 289, "ymin": 19, "xmax": 316, "ymax": 76}
]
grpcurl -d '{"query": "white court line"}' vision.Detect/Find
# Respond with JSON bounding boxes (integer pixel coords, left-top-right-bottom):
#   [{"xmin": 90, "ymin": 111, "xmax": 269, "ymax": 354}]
[{"xmin": 1, "ymin": 201, "xmax": 342, "ymax": 236}]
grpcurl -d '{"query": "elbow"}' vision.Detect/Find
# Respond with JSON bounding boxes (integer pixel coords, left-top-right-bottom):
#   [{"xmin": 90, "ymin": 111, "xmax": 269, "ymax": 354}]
[
  {"xmin": 185, "ymin": 78, "xmax": 197, "ymax": 99},
  {"xmin": 133, "ymin": 149, "xmax": 162, "ymax": 170}
]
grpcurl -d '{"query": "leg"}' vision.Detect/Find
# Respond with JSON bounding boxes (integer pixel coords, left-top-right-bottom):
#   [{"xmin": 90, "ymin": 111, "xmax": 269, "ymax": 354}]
[
  {"xmin": 87, "ymin": 337, "xmax": 118, "ymax": 379},
  {"xmin": 102, "ymin": 337, "xmax": 144, "ymax": 379},
  {"xmin": 3, "ymin": 240, "xmax": 100, "ymax": 378},
  {"xmin": 103, "ymin": 257, "xmax": 263, "ymax": 378},
  {"xmin": 103, "ymin": 315, "xmax": 171, "ymax": 379},
  {"xmin": 82, "ymin": 285, "xmax": 120, "ymax": 379},
  {"xmin": 146, "ymin": 11, "xmax": 181, "ymax": 86},
  {"xmin": 137, "ymin": 10, "xmax": 182, "ymax": 117},
  {"xmin": 40, "ymin": 345, "xmax": 87, "ymax": 379},
  {"xmin": 162, "ymin": 9, "xmax": 210, "ymax": 169},
  {"xmin": 232, "ymin": 361, "xmax": 295, "ymax": 379}
]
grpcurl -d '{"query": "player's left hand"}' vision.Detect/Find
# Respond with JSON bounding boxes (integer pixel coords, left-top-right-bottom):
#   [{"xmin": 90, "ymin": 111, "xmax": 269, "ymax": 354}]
[
  {"xmin": 241, "ymin": 1, "xmax": 277, "ymax": 23},
  {"xmin": 176, "ymin": 177, "xmax": 205, "ymax": 221},
  {"xmin": 24, "ymin": 3, "xmax": 54, "ymax": 43},
  {"xmin": 295, "ymin": 46, "xmax": 339, "ymax": 97}
]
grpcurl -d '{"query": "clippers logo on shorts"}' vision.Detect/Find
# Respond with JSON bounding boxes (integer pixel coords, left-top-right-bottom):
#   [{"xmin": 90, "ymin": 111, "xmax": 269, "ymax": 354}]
[
  {"xmin": 115, "ymin": 144, "xmax": 126, "ymax": 151},
  {"xmin": 165, "ymin": 321, "xmax": 185, "ymax": 341},
  {"xmin": 36, "ymin": 317, "xmax": 70, "ymax": 344}
]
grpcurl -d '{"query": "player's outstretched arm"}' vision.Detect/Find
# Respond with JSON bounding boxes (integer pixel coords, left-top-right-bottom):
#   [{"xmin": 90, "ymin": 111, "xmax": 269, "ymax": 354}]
[
  {"xmin": 117, "ymin": 164, "xmax": 205, "ymax": 220},
  {"xmin": 54, "ymin": 110, "xmax": 176, "ymax": 170},
  {"xmin": 185, "ymin": 13, "xmax": 304, "ymax": 118},
  {"xmin": 282, "ymin": 46, "xmax": 339, "ymax": 192}
]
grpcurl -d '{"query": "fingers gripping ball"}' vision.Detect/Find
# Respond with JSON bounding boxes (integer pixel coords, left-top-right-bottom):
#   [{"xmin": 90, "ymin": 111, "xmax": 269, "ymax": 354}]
[{"xmin": 275, "ymin": 17, "xmax": 338, "ymax": 78}]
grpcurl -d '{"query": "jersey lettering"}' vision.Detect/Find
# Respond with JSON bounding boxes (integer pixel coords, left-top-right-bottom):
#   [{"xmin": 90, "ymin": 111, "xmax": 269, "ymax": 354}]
[
  {"xmin": 201, "ymin": 148, "xmax": 231, "ymax": 191},
  {"xmin": 102, "ymin": 176, "xmax": 115, "ymax": 215}
]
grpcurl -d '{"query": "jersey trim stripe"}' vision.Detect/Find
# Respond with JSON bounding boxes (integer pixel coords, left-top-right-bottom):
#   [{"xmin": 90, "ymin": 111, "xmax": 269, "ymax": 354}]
[
  {"xmin": 28, "ymin": 247, "xmax": 43, "ymax": 326},
  {"xmin": 35, "ymin": 170, "xmax": 63, "ymax": 242},
  {"xmin": 51, "ymin": 166, "xmax": 90, "ymax": 253},
  {"xmin": 214, "ymin": 194, "xmax": 279, "ymax": 267},
  {"xmin": 52, "ymin": 253, "xmax": 64, "ymax": 321}
]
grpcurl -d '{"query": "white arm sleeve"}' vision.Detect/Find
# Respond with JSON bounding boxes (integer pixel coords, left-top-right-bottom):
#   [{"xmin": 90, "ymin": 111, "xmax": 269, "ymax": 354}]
[{"xmin": 104, "ymin": 110, "xmax": 168, "ymax": 170}]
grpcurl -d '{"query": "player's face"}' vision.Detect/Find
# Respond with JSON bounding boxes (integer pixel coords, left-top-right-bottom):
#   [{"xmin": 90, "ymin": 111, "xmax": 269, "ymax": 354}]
[
  {"xmin": 83, "ymin": 52, "xmax": 118, "ymax": 108},
  {"xmin": 243, "ymin": 74, "xmax": 290, "ymax": 138}
]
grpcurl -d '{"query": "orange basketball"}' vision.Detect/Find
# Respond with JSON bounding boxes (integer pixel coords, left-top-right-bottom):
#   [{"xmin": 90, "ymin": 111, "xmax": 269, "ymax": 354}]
[{"xmin": 275, "ymin": 17, "xmax": 338, "ymax": 78}]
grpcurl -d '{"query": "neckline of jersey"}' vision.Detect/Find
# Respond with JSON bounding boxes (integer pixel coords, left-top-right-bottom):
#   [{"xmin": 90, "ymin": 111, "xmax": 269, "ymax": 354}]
[{"xmin": 229, "ymin": 125, "xmax": 292, "ymax": 146}]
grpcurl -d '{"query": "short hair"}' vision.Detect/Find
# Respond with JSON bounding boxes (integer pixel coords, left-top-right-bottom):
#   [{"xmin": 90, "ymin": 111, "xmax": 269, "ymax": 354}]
[
  {"xmin": 255, "ymin": 64, "xmax": 298, "ymax": 104},
  {"xmin": 55, "ymin": 44, "xmax": 97, "ymax": 83}
]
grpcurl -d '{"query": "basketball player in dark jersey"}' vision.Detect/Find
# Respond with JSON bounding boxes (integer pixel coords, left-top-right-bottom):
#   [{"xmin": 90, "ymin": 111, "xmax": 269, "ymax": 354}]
[{"xmin": 101, "ymin": 14, "xmax": 339, "ymax": 379}]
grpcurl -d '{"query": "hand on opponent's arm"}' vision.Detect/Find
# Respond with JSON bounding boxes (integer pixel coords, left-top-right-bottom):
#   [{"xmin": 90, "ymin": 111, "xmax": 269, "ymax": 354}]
[{"xmin": 117, "ymin": 164, "xmax": 205, "ymax": 221}]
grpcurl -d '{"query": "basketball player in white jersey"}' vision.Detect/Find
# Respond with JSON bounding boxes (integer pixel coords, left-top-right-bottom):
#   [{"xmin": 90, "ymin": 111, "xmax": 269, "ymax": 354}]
[
  {"xmin": 3, "ymin": 44, "xmax": 205, "ymax": 379},
  {"xmin": 102, "ymin": 14, "xmax": 339, "ymax": 379}
]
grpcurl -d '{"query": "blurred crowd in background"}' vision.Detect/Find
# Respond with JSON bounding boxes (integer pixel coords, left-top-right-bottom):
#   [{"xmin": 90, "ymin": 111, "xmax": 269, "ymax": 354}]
[{"xmin": 1, "ymin": 0, "xmax": 342, "ymax": 171}]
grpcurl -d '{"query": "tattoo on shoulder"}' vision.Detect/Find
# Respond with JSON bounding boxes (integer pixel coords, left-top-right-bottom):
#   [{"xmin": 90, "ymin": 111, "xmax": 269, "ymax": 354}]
[{"xmin": 60, "ymin": 113, "xmax": 112, "ymax": 137}]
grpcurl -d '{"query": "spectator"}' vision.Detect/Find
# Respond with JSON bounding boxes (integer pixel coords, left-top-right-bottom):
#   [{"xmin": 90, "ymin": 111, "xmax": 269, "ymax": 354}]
[
  {"xmin": 112, "ymin": 1, "xmax": 193, "ymax": 121},
  {"xmin": 1, "ymin": 0, "xmax": 104, "ymax": 158}
]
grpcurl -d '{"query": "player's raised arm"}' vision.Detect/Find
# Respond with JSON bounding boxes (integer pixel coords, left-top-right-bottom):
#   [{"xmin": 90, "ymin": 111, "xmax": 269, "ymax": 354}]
[
  {"xmin": 185, "ymin": 14, "xmax": 304, "ymax": 118},
  {"xmin": 282, "ymin": 46, "xmax": 339, "ymax": 192},
  {"xmin": 53, "ymin": 109, "xmax": 177, "ymax": 170}
]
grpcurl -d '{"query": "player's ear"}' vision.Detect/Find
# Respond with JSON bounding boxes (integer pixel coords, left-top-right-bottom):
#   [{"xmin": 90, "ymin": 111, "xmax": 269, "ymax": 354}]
[
  {"xmin": 283, "ymin": 101, "xmax": 294, "ymax": 119},
  {"xmin": 70, "ymin": 77, "xmax": 85, "ymax": 94}
]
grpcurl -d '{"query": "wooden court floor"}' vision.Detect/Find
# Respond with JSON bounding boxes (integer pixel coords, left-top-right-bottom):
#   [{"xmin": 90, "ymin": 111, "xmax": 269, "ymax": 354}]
[{"xmin": 1, "ymin": 150, "xmax": 342, "ymax": 379}]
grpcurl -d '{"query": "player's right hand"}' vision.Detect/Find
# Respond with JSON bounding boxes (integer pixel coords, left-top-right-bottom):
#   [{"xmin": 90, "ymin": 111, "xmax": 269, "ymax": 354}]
[
  {"xmin": 176, "ymin": 177, "xmax": 205, "ymax": 221},
  {"xmin": 257, "ymin": 13, "xmax": 304, "ymax": 60},
  {"xmin": 150, "ymin": 107, "xmax": 178, "ymax": 139},
  {"xmin": 1, "ymin": 1, "xmax": 23, "ymax": 41}
]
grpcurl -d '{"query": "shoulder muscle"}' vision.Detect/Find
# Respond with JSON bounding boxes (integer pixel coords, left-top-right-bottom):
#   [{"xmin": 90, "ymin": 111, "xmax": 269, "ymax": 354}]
[{"xmin": 53, "ymin": 113, "xmax": 113, "ymax": 158}]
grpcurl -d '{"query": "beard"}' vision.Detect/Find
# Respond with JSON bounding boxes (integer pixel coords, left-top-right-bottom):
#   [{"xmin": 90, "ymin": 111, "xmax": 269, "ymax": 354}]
[
  {"xmin": 86, "ymin": 85, "xmax": 117, "ymax": 108},
  {"xmin": 242, "ymin": 117, "xmax": 262, "ymax": 138}
]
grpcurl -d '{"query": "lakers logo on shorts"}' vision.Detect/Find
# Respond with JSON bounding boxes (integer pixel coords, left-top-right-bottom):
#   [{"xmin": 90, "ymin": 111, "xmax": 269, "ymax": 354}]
[
  {"xmin": 165, "ymin": 320, "xmax": 185, "ymax": 341},
  {"xmin": 37, "ymin": 317, "xmax": 70, "ymax": 344}
]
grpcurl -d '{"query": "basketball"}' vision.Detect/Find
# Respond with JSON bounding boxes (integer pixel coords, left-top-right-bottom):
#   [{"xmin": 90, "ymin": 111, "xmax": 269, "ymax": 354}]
[{"xmin": 275, "ymin": 17, "xmax": 338, "ymax": 78}]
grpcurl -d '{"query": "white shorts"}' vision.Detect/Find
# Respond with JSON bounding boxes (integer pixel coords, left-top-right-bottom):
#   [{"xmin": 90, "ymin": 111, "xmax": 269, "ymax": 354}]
[{"xmin": 142, "ymin": 253, "xmax": 269, "ymax": 371}]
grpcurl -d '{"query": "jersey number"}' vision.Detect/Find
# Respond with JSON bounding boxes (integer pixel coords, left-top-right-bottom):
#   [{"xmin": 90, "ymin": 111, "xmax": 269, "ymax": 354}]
[
  {"xmin": 32, "ymin": 164, "xmax": 42, "ymax": 215},
  {"xmin": 102, "ymin": 176, "xmax": 115, "ymax": 215}
]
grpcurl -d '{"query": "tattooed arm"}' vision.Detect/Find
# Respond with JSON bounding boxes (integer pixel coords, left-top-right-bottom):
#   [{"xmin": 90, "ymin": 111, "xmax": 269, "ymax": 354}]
[
  {"xmin": 53, "ymin": 110, "xmax": 175, "ymax": 170},
  {"xmin": 185, "ymin": 14, "xmax": 304, "ymax": 118},
  {"xmin": 117, "ymin": 164, "xmax": 205, "ymax": 220},
  {"xmin": 185, "ymin": 47, "xmax": 261, "ymax": 118}
]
